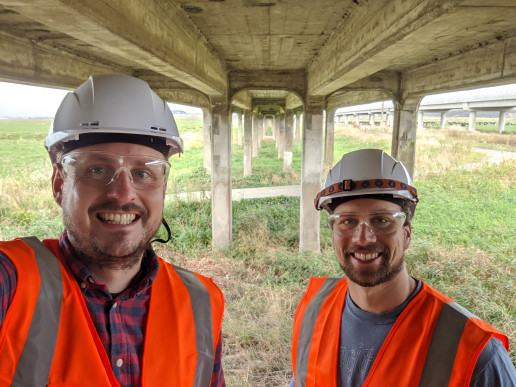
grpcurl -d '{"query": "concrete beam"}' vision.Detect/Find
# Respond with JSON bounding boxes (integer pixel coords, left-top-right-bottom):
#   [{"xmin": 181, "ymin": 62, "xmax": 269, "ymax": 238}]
[
  {"xmin": 307, "ymin": 0, "xmax": 466, "ymax": 96},
  {"xmin": 229, "ymin": 70, "xmax": 306, "ymax": 98},
  {"xmin": 2, "ymin": 0, "xmax": 228, "ymax": 98},
  {"xmin": 0, "ymin": 30, "xmax": 121, "ymax": 88},
  {"xmin": 157, "ymin": 89, "xmax": 211, "ymax": 110},
  {"xmin": 252, "ymin": 98, "xmax": 286, "ymax": 108},
  {"xmin": 327, "ymin": 88, "xmax": 395, "ymax": 111},
  {"xmin": 403, "ymin": 37, "xmax": 516, "ymax": 97}
]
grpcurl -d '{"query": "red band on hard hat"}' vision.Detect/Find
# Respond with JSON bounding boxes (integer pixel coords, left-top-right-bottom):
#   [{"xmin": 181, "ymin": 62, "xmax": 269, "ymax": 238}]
[{"xmin": 314, "ymin": 179, "xmax": 418, "ymax": 209}]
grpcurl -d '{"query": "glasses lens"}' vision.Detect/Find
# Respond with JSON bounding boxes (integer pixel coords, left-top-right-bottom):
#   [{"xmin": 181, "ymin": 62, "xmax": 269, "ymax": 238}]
[
  {"xmin": 328, "ymin": 211, "xmax": 406, "ymax": 236},
  {"xmin": 61, "ymin": 151, "xmax": 170, "ymax": 189}
]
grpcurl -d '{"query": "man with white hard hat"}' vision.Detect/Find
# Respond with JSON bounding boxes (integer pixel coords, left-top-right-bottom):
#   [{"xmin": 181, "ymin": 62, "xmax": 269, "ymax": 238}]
[
  {"xmin": 0, "ymin": 74, "xmax": 225, "ymax": 386},
  {"xmin": 289, "ymin": 149, "xmax": 515, "ymax": 386}
]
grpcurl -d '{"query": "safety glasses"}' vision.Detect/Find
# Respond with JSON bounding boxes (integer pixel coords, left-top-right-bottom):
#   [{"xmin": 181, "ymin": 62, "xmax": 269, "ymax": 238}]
[
  {"xmin": 327, "ymin": 211, "xmax": 406, "ymax": 236},
  {"xmin": 60, "ymin": 150, "xmax": 170, "ymax": 190}
]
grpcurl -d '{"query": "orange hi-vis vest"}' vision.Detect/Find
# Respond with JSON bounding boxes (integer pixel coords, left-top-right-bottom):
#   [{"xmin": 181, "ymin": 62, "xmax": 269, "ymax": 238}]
[
  {"xmin": 0, "ymin": 237, "xmax": 224, "ymax": 387},
  {"xmin": 292, "ymin": 277, "xmax": 509, "ymax": 387}
]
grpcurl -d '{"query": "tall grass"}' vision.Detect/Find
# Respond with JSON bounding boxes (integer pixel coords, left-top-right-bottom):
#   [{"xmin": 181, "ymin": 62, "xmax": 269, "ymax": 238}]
[{"xmin": 0, "ymin": 118, "xmax": 515, "ymax": 385}]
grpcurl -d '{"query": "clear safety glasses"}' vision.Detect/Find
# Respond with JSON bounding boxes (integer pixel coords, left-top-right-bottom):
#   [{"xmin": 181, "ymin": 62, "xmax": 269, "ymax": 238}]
[
  {"xmin": 60, "ymin": 150, "xmax": 171, "ymax": 190},
  {"xmin": 327, "ymin": 211, "xmax": 406, "ymax": 236}
]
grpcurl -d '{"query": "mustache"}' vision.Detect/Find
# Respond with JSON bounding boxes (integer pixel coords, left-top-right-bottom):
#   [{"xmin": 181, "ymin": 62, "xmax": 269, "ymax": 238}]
[{"xmin": 89, "ymin": 200, "xmax": 147, "ymax": 215}]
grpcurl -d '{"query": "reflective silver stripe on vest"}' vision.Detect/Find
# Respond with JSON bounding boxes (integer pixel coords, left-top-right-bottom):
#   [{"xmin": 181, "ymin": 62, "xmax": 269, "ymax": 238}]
[
  {"xmin": 173, "ymin": 265, "xmax": 215, "ymax": 387},
  {"xmin": 296, "ymin": 277, "xmax": 341, "ymax": 387},
  {"xmin": 13, "ymin": 237, "xmax": 62, "ymax": 387},
  {"xmin": 419, "ymin": 302, "xmax": 475, "ymax": 387}
]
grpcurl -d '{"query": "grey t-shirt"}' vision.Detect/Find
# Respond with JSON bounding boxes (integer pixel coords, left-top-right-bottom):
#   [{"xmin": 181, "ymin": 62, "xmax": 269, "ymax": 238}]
[{"xmin": 290, "ymin": 279, "xmax": 516, "ymax": 386}]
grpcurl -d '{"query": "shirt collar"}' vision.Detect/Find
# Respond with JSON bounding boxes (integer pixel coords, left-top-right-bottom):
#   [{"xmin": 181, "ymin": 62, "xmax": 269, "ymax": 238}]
[{"xmin": 58, "ymin": 231, "xmax": 159, "ymax": 298}]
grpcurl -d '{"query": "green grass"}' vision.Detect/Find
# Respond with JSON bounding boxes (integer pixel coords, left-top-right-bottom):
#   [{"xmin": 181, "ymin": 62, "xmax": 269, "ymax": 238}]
[{"xmin": 0, "ymin": 118, "xmax": 515, "ymax": 384}]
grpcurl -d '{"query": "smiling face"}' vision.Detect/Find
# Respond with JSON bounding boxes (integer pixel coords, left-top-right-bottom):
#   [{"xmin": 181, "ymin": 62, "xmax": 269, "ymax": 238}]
[
  {"xmin": 52, "ymin": 142, "xmax": 167, "ymax": 270},
  {"xmin": 332, "ymin": 198, "xmax": 411, "ymax": 287}
]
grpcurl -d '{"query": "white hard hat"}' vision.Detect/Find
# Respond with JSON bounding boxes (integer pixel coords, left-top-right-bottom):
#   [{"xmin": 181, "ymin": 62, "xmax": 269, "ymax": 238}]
[
  {"xmin": 45, "ymin": 74, "xmax": 183, "ymax": 162},
  {"xmin": 315, "ymin": 149, "xmax": 418, "ymax": 215}
]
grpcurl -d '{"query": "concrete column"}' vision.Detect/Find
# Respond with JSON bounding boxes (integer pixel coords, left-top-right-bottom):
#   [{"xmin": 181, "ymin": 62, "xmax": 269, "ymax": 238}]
[
  {"xmin": 258, "ymin": 116, "xmax": 264, "ymax": 148},
  {"xmin": 417, "ymin": 111, "xmax": 424, "ymax": 130},
  {"xmin": 468, "ymin": 111, "xmax": 477, "ymax": 131},
  {"xmin": 344, "ymin": 115, "xmax": 349, "ymax": 125},
  {"xmin": 440, "ymin": 111, "xmax": 447, "ymax": 129},
  {"xmin": 211, "ymin": 103, "xmax": 232, "ymax": 249},
  {"xmin": 237, "ymin": 112, "xmax": 243, "ymax": 146},
  {"xmin": 273, "ymin": 116, "xmax": 277, "ymax": 144},
  {"xmin": 252, "ymin": 112, "xmax": 259, "ymax": 157},
  {"xmin": 498, "ymin": 110, "xmax": 506, "ymax": 133},
  {"xmin": 300, "ymin": 102, "xmax": 324, "ymax": 252},
  {"xmin": 278, "ymin": 113, "xmax": 286, "ymax": 158},
  {"xmin": 284, "ymin": 109, "xmax": 294, "ymax": 172},
  {"xmin": 369, "ymin": 113, "xmax": 375, "ymax": 126},
  {"xmin": 355, "ymin": 115, "xmax": 360, "ymax": 125},
  {"xmin": 391, "ymin": 97, "xmax": 421, "ymax": 178},
  {"xmin": 295, "ymin": 112, "xmax": 301, "ymax": 147},
  {"xmin": 202, "ymin": 108, "xmax": 212, "ymax": 173},
  {"xmin": 324, "ymin": 108, "xmax": 336, "ymax": 168},
  {"xmin": 243, "ymin": 109, "xmax": 253, "ymax": 177}
]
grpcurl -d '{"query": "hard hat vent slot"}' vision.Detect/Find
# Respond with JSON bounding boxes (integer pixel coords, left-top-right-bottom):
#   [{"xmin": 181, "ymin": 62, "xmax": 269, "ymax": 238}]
[{"xmin": 151, "ymin": 125, "xmax": 167, "ymax": 132}]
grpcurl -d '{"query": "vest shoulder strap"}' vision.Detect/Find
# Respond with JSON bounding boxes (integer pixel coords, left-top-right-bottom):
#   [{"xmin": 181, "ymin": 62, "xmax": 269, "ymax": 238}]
[{"xmin": 10, "ymin": 237, "xmax": 63, "ymax": 386}]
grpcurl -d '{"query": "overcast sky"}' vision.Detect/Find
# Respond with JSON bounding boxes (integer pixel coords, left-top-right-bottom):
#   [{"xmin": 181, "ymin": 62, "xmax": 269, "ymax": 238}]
[
  {"xmin": 0, "ymin": 80, "xmax": 514, "ymax": 118},
  {"xmin": 0, "ymin": 81, "xmax": 202, "ymax": 118}
]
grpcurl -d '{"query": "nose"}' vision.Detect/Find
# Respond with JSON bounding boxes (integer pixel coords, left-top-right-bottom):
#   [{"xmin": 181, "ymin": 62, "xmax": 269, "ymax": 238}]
[
  {"xmin": 105, "ymin": 169, "xmax": 137, "ymax": 203},
  {"xmin": 352, "ymin": 222, "xmax": 377, "ymax": 243}
]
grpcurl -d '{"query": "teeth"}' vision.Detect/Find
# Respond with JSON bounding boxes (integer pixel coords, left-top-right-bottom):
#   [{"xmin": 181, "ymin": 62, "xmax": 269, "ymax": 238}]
[
  {"xmin": 99, "ymin": 213, "xmax": 136, "ymax": 225},
  {"xmin": 354, "ymin": 252, "xmax": 380, "ymax": 261}
]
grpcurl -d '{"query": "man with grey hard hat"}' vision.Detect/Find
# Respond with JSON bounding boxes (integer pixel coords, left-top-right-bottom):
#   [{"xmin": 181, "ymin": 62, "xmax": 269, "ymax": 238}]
[
  {"xmin": 0, "ymin": 74, "xmax": 225, "ymax": 386},
  {"xmin": 289, "ymin": 149, "xmax": 515, "ymax": 386}
]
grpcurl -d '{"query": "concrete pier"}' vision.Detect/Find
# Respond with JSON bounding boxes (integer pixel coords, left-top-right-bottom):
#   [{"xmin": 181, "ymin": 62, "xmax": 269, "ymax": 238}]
[
  {"xmin": 211, "ymin": 104, "xmax": 232, "ymax": 249},
  {"xmin": 203, "ymin": 108, "xmax": 212, "ymax": 173},
  {"xmin": 300, "ymin": 103, "xmax": 323, "ymax": 252},
  {"xmin": 244, "ymin": 109, "xmax": 253, "ymax": 177},
  {"xmin": 391, "ymin": 97, "xmax": 420, "ymax": 178},
  {"xmin": 324, "ymin": 108, "xmax": 335, "ymax": 168},
  {"xmin": 284, "ymin": 109, "xmax": 293, "ymax": 172}
]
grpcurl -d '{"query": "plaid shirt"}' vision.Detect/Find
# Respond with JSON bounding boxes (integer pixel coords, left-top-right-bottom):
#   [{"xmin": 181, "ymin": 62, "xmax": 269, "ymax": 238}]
[{"xmin": 0, "ymin": 233, "xmax": 225, "ymax": 387}]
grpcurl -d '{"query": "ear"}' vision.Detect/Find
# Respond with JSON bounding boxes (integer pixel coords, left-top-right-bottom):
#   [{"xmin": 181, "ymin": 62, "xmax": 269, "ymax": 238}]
[
  {"xmin": 403, "ymin": 223, "xmax": 412, "ymax": 250},
  {"xmin": 52, "ymin": 164, "xmax": 64, "ymax": 207}
]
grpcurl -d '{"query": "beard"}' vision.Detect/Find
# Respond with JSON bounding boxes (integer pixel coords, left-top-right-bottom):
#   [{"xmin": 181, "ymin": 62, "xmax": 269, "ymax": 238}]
[
  {"xmin": 63, "ymin": 200, "xmax": 161, "ymax": 271},
  {"xmin": 338, "ymin": 247, "xmax": 405, "ymax": 287}
]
